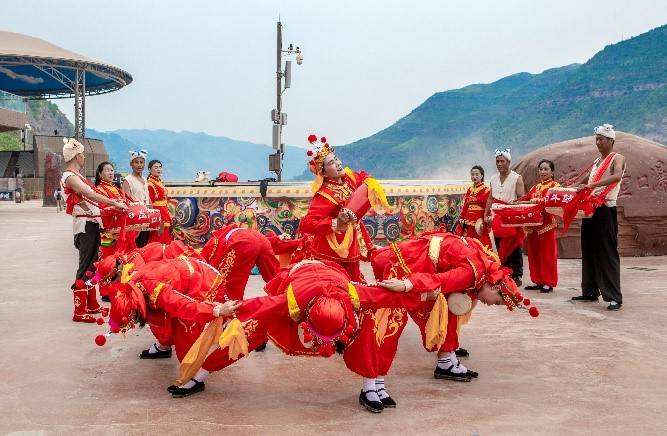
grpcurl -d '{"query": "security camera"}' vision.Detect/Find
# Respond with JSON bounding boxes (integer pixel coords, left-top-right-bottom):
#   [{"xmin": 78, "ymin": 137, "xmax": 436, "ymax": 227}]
[{"xmin": 296, "ymin": 52, "xmax": 304, "ymax": 65}]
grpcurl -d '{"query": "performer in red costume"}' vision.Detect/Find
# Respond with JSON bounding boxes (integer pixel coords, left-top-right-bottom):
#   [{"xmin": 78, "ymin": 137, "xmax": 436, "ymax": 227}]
[
  {"xmin": 455, "ymin": 165, "xmax": 491, "ymax": 248},
  {"xmin": 199, "ymin": 223, "xmax": 281, "ymax": 300},
  {"xmin": 96, "ymin": 240, "xmax": 204, "ymax": 358},
  {"xmin": 147, "ymin": 160, "xmax": 173, "ymax": 244},
  {"xmin": 171, "ymin": 260, "xmax": 437, "ymax": 411},
  {"xmin": 371, "ymin": 232, "xmax": 539, "ymax": 384},
  {"xmin": 94, "ymin": 161, "xmax": 136, "ymax": 301},
  {"xmin": 298, "ymin": 134, "xmax": 388, "ymax": 282},
  {"xmin": 60, "ymin": 138, "xmax": 127, "ymax": 323},
  {"xmin": 518, "ymin": 160, "xmax": 560, "ymax": 293}
]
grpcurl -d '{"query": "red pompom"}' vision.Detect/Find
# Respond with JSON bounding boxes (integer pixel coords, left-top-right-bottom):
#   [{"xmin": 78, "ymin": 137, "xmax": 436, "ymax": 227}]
[
  {"xmin": 320, "ymin": 136, "xmax": 327, "ymax": 143},
  {"xmin": 85, "ymin": 271, "xmax": 94, "ymax": 278},
  {"xmin": 101, "ymin": 308, "xmax": 109, "ymax": 317},
  {"xmin": 74, "ymin": 279, "xmax": 86, "ymax": 289},
  {"xmin": 319, "ymin": 343, "xmax": 334, "ymax": 357},
  {"xmin": 110, "ymin": 326, "xmax": 120, "ymax": 334},
  {"xmin": 307, "ymin": 134, "xmax": 317, "ymax": 143},
  {"xmin": 303, "ymin": 332, "xmax": 313, "ymax": 343},
  {"xmin": 94, "ymin": 335, "xmax": 106, "ymax": 346},
  {"xmin": 516, "ymin": 293, "xmax": 523, "ymax": 300},
  {"xmin": 523, "ymin": 298, "xmax": 531, "ymax": 306},
  {"xmin": 306, "ymin": 150, "xmax": 313, "ymax": 156},
  {"xmin": 96, "ymin": 317, "xmax": 104, "ymax": 325},
  {"xmin": 338, "ymin": 334, "xmax": 349, "ymax": 344},
  {"xmin": 529, "ymin": 306, "xmax": 539, "ymax": 317}
]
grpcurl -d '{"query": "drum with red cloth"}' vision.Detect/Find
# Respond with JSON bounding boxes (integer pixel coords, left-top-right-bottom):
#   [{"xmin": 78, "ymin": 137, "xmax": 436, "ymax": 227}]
[
  {"xmin": 491, "ymin": 203, "xmax": 544, "ymax": 227},
  {"xmin": 342, "ymin": 183, "xmax": 371, "ymax": 220},
  {"xmin": 102, "ymin": 204, "xmax": 161, "ymax": 233},
  {"xmin": 544, "ymin": 187, "xmax": 588, "ymax": 219}
]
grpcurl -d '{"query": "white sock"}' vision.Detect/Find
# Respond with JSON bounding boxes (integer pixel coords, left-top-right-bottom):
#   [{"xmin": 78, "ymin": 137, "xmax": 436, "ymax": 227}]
[
  {"xmin": 179, "ymin": 368, "xmax": 210, "ymax": 388},
  {"xmin": 376, "ymin": 377, "xmax": 389, "ymax": 400},
  {"xmin": 437, "ymin": 353, "xmax": 468, "ymax": 373},
  {"xmin": 361, "ymin": 378, "xmax": 380, "ymax": 402},
  {"xmin": 148, "ymin": 342, "xmax": 170, "ymax": 354}
]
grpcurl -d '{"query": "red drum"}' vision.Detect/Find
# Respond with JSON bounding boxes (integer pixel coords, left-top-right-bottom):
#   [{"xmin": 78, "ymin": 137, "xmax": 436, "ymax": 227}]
[
  {"xmin": 343, "ymin": 183, "xmax": 371, "ymax": 220},
  {"xmin": 101, "ymin": 204, "xmax": 162, "ymax": 233},
  {"xmin": 491, "ymin": 203, "xmax": 543, "ymax": 227},
  {"xmin": 544, "ymin": 187, "xmax": 588, "ymax": 218}
]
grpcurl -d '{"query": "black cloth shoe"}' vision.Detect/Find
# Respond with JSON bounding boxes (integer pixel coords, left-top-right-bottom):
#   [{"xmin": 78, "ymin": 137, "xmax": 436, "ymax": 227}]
[
  {"xmin": 466, "ymin": 369, "xmax": 479, "ymax": 378},
  {"xmin": 607, "ymin": 301, "xmax": 622, "ymax": 311},
  {"xmin": 540, "ymin": 285, "xmax": 554, "ymax": 293},
  {"xmin": 434, "ymin": 365, "xmax": 472, "ymax": 382},
  {"xmin": 139, "ymin": 346, "xmax": 172, "ymax": 359},
  {"xmin": 455, "ymin": 347, "xmax": 469, "ymax": 359},
  {"xmin": 171, "ymin": 380, "xmax": 205, "ymax": 398},
  {"xmin": 254, "ymin": 342, "xmax": 268, "ymax": 352},
  {"xmin": 101, "ymin": 295, "xmax": 110, "ymax": 302},
  {"xmin": 167, "ymin": 385, "xmax": 178, "ymax": 394},
  {"xmin": 359, "ymin": 390, "xmax": 384, "ymax": 413},
  {"xmin": 377, "ymin": 389, "xmax": 396, "ymax": 408},
  {"xmin": 524, "ymin": 284, "xmax": 541, "ymax": 291},
  {"xmin": 513, "ymin": 277, "xmax": 523, "ymax": 287},
  {"xmin": 571, "ymin": 295, "xmax": 598, "ymax": 302}
]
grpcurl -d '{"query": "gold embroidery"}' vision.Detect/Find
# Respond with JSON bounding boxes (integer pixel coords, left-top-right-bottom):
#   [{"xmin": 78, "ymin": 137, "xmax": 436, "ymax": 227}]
[
  {"xmin": 150, "ymin": 283, "xmax": 166, "ymax": 307},
  {"xmin": 374, "ymin": 308, "xmax": 406, "ymax": 346},
  {"xmin": 390, "ymin": 242, "xmax": 412, "ymax": 276},
  {"xmin": 216, "ymin": 248, "xmax": 237, "ymax": 285},
  {"xmin": 204, "ymin": 273, "xmax": 224, "ymax": 304},
  {"xmin": 243, "ymin": 319, "xmax": 259, "ymax": 337},
  {"xmin": 316, "ymin": 191, "xmax": 340, "ymax": 206}
]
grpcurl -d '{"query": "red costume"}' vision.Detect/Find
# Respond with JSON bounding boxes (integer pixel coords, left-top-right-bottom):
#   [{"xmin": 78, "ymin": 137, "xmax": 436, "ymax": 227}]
[
  {"xmin": 455, "ymin": 182, "xmax": 492, "ymax": 248},
  {"xmin": 371, "ymin": 232, "xmax": 518, "ymax": 376},
  {"xmin": 200, "ymin": 224, "xmax": 281, "ymax": 300},
  {"xmin": 147, "ymin": 175, "xmax": 172, "ymax": 244},
  {"xmin": 298, "ymin": 135, "xmax": 380, "ymax": 282},
  {"xmin": 178, "ymin": 260, "xmax": 429, "ymax": 380},
  {"xmin": 96, "ymin": 181, "xmax": 136, "ymax": 280},
  {"xmin": 525, "ymin": 179, "xmax": 560, "ymax": 288}
]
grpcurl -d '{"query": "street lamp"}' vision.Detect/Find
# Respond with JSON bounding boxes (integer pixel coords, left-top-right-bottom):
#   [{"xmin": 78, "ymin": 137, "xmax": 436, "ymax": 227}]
[{"xmin": 270, "ymin": 21, "xmax": 303, "ymax": 182}]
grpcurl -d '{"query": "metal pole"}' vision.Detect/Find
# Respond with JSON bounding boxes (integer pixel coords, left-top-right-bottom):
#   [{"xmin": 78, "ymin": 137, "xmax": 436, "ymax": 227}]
[{"xmin": 275, "ymin": 21, "xmax": 283, "ymax": 181}]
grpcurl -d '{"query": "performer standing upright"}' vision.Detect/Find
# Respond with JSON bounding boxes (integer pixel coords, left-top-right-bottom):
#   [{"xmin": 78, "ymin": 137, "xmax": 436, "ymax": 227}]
[
  {"xmin": 297, "ymin": 134, "xmax": 376, "ymax": 282},
  {"xmin": 520, "ymin": 160, "xmax": 560, "ymax": 293},
  {"xmin": 484, "ymin": 148, "xmax": 525, "ymax": 285},
  {"xmin": 455, "ymin": 165, "xmax": 491, "ymax": 248},
  {"xmin": 573, "ymin": 124, "xmax": 626, "ymax": 310},
  {"xmin": 60, "ymin": 138, "xmax": 126, "ymax": 322},
  {"xmin": 147, "ymin": 160, "xmax": 173, "ymax": 244},
  {"xmin": 122, "ymin": 149, "xmax": 151, "ymax": 247}
]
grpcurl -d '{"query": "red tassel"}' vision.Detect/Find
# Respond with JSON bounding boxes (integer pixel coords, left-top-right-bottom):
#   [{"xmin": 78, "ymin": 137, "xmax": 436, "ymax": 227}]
[
  {"xmin": 307, "ymin": 134, "xmax": 317, "ymax": 143},
  {"xmin": 320, "ymin": 136, "xmax": 327, "ymax": 143},
  {"xmin": 523, "ymin": 298, "xmax": 531, "ymax": 306},
  {"xmin": 94, "ymin": 335, "xmax": 107, "ymax": 346},
  {"xmin": 96, "ymin": 318, "xmax": 104, "ymax": 325},
  {"xmin": 306, "ymin": 150, "xmax": 313, "ymax": 156},
  {"xmin": 529, "ymin": 307, "xmax": 540, "ymax": 317}
]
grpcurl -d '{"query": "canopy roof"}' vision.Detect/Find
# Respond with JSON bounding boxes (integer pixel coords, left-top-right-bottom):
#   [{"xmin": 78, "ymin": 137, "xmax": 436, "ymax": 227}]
[{"xmin": 0, "ymin": 31, "xmax": 132, "ymax": 98}]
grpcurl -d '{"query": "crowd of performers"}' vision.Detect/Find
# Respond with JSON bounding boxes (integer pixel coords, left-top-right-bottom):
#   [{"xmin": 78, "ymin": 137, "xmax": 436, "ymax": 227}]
[{"xmin": 59, "ymin": 123, "xmax": 624, "ymax": 413}]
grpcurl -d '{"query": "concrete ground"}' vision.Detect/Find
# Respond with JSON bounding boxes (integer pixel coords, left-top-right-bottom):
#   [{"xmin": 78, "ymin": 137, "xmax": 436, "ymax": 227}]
[{"xmin": 1, "ymin": 201, "xmax": 666, "ymax": 435}]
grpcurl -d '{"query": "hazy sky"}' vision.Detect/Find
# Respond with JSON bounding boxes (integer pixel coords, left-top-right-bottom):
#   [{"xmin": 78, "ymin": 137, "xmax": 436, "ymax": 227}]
[{"xmin": 2, "ymin": 1, "xmax": 667, "ymax": 148}]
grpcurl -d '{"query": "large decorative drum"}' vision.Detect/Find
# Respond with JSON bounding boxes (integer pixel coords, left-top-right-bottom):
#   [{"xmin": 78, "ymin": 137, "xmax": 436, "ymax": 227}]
[
  {"xmin": 491, "ymin": 203, "xmax": 543, "ymax": 227},
  {"xmin": 544, "ymin": 187, "xmax": 588, "ymax": 218},
  {"xmin": 102, "ymin": 204, "xmax": 162, "ymax": 233}
]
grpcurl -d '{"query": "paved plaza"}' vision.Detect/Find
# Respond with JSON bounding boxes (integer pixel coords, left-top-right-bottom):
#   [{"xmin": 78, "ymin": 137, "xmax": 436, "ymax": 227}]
[{"xmin": 1, "ymin": 202, "xmax": 665, "ymax": 435}]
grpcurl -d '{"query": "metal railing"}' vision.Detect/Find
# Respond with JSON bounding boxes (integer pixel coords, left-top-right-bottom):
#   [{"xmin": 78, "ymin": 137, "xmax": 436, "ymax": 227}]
[{"xmin": 0, "ymin": 90, "xmax": 26, "ymax": 112}]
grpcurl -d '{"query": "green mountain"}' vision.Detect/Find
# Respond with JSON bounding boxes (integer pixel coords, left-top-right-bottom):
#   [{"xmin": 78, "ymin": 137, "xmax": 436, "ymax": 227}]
[
  {"xmin": 330, "ymin": 24, "xmax": 667, "ymax": 179},
  {"xmin": 90, "ymin": 128, "xmax": 304, "ymax": 181}
]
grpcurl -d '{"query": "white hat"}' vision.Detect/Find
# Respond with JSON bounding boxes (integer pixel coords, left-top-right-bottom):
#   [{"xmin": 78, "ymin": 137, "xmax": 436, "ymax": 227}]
[
  {"xmin": 594, "ymin": 124, "xmax": 615, "ymax": 140},
  {"xmin": 62, "ymin": 137, "xmax": 84, "ymax": 162},
  {"xmin": 128, "ymin": 149, "xmax": 148, "ymax": 161},
  {"xmin": 494, "ymin": 147, "xmax": 511, "ymax": 161}
]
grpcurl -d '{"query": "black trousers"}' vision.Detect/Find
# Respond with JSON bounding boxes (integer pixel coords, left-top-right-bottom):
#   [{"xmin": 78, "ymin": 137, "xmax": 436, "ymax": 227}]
[
  {"xmin": 73, "ymin": 221, "xmax": 101, "ymax": 283},
  {"xmin": 581, "ymin": 205, "xmax": 622, "ymax": 303},
  {"xmin": 495, "ymin": 237, "xmax": 523, "ymax": 279}
]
